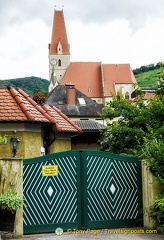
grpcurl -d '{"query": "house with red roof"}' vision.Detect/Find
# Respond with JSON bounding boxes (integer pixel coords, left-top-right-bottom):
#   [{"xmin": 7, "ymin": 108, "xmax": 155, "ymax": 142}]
[
  {"xmin": 0, "ymin": 84, "xmax": 81, "ymax": 158},
  {"xmin": 48, "ymin": 10, "xmax": 137, "ymax": 104}
]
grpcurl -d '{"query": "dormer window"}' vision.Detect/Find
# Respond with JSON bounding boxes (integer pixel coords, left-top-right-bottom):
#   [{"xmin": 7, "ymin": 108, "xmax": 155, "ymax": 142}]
[{"xmin": 78, "ymin": 98, "xmax": 86, "ymax": 106}]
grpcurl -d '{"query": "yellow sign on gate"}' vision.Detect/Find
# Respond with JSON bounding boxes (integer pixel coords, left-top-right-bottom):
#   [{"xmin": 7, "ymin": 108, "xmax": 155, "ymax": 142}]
[{"xmin": 42, "ymin": 165, "xmax": 58, "ymax": 176}]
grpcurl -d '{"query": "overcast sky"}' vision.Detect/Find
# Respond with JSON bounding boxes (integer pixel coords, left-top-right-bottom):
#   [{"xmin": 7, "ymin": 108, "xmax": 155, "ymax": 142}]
[{"xmin": 0, "ymin": 0, "xmax": 164, "ymax": 80}]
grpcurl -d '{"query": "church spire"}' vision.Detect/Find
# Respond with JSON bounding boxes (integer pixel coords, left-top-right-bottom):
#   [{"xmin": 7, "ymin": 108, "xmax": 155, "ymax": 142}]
[
  {"xmin": 49, "ymin": 10, "xmax": 70, "ymax": 55},
  {"xmin": 48, "ymin": 10, "xmax": 70, "ymax": 92}
]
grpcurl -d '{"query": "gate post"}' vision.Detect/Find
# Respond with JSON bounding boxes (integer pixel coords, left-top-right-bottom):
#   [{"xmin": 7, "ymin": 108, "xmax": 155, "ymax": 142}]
[
  {"xmin": 0, "ymin": 158, "xmax": 23, "ymax": 236},
  {"xmin": 142, "ymin": 160, "xmax": 162, "ymax": 228}
]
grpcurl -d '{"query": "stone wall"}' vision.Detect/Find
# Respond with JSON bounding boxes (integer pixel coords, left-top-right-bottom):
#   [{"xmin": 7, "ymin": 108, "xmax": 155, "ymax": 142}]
[
  {"xmin": 0, "ymin": 158, "xmax": 23, "ymax": 236},
  {"xmin": 142, "ymin": 160, "xmax": 162, "ymax": 228}
]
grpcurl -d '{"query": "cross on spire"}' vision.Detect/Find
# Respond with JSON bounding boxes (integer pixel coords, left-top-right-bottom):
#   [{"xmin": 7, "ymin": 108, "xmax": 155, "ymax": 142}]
[{"xmin": 54, "ymin": 4, "xmax": 64, "ymax": 10}]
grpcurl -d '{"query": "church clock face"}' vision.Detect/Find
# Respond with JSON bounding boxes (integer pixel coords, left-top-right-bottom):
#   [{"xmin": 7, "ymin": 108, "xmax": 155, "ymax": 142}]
[{"xmin": 50, "ymin": 58, "xmax": 57, "ymax": 65}]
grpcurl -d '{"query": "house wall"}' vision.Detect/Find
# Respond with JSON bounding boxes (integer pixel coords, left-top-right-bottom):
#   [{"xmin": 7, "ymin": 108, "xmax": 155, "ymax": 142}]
[
  {"xmin": 115, "ymin": 83, "xmax": 134, "ymax": 99},
  {"xmin": 91, "ymin": 97, "xmax": 103, "ymax": 105},
  {"xmin": 69, "ymin": 116, "xmax": 104, "ymax": 124},
  {"xmin": 104, "ymin": 96, "xmax": 113, "ymax": 103},
  {"xmin": 72, "ymin": 143, "xmax": 100, "ymax": 151},
  {"xmin": 69, "ymin": 117, "xmax": 96, "ymax": 121},
  {"xmin": 49, "ymin": 138, "xmax": 71, "ymax": 153},
  {"xmin": 0, "ymin": 124, "xmax": 44, "ymax": 159},
  {"xmin": 104, "ymin": 84, "xmax": 135, "ymax": 103},
  {"xmin": 20, "ymin": 131, "xmax": 43, "ymax": 159},
  {"xmin": 0, "ymin": 123, "xmax": 75, "ymax": 159}
]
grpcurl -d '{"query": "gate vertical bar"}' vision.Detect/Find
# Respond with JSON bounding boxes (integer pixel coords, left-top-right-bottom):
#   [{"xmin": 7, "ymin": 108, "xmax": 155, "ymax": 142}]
[
  {"xmin": 79, "ymin": 150, "xmax": 85, "ymax": 229},
  {"xmin": 82, "ymin": 150, "xmax": 89, "ymax": 229}
]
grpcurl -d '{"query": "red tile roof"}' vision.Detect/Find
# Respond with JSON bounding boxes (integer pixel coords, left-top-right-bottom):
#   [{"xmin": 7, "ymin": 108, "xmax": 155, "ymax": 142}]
[
  {"xmin": 0, "ymin": 85, "xmax": 81, "ymax": 132},
  {"xmin": 60, "ymin": 62, "xmax": 137, "ymax": 98},
  {"xmin": 42, "ymin": 104, "xmax": 81, "ymax": 132},
  {"xmin": 103, "ymin": 64, "xmax": 137, "ymax": 97},
  {"xmin": 142, "ymin": 92, "xmax": 156, "ymax": 99},
  {"xmin": 61, "ymin": 62, "xmax": 103, "ymax": 98},
  {"xmin": 49, "ymin": 10, "xmax": 70, "ymax": 55}
]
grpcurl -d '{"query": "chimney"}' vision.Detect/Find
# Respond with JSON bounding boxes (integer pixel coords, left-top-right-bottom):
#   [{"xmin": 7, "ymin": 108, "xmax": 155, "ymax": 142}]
[{"xmin": 65, "ymin": 83, "xmax": 76, "ymax": 105}]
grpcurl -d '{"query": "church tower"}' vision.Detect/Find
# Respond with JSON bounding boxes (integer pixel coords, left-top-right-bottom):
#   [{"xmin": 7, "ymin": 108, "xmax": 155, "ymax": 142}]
[{"xmin": 48, "ymin": 10, "xmax": 70, "ymax": 92}]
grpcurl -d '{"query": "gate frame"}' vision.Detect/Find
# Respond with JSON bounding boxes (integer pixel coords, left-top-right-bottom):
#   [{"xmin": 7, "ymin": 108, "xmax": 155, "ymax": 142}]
[
  {"xmin": 23, "ymin": 150, "xmax": 82, "ymax": 234},
  {"xmin": 22, "ymin": 150, "xmax": 145, "ymax": 234},
  {"xmin": 82, "ymin": 151, "xmax": 143, "ymax": 229}
]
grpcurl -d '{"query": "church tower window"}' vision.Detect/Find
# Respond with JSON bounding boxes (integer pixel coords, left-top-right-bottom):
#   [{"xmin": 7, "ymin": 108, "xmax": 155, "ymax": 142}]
[{"xmin": 58, "ymin": 59, "xmax": 61, "ymax": 66}]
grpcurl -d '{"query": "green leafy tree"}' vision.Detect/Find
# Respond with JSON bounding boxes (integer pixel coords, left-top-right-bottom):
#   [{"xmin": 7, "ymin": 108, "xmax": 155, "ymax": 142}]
[
  {"xmin": 149, "ymin": 194, "xmax": 164, "ymax": 227},
  {"xmin": 100, "ymin": 68, "xmax": 164, "ymax": 228},
  {"xmin": 140, "ymin": 138, "xmax": 164, "ymax": 184},
  {"xmin": 1, "ymin": 77, "xmax": 48, "ymax": 96},
  {"xmin": 100, "ymin": 68, "xmax": 164, "ymax": 155}
]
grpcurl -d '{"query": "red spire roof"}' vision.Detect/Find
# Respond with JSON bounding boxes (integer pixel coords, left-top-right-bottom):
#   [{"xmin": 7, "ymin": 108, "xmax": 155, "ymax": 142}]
[
  {"xmin": 49, "ymin": 10, "xmax": 70, "ymax": 55},
  {"xmin": 0, "ymin": 85, "xmax": 81, "ymax": 133}
]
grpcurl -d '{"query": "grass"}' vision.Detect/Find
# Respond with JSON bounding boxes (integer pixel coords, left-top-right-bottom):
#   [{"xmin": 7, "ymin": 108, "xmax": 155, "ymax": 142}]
[{"xmin": 135, "ymin": 69, "xmax": 162, "ymax": 88}]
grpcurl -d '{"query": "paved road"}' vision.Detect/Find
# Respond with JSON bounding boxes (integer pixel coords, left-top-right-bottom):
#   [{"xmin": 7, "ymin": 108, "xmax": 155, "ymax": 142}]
[{"xmin": 2, "ymin": 228, "xmax": 163, "ymax": 240}]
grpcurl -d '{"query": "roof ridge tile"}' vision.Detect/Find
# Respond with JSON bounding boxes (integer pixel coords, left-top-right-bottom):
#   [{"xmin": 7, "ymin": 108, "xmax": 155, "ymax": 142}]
[
  {"xmin": 43, "ymin": 104, "xmax": 80, "ymax": 132},
  {"xmin": 35, "ymin": 104, "xmax": 56, "ymax": 123},
  {"xmin": 51, "ymin": 105, "xmax": 82, "ymax": 132},
  {"xmin": 42, "ymin": 105, "xmax": 67, "ymax": 131},
  {"xmin": 18, "ymin": 89, "xmax": 39, "ymax": 107},
  {"xmin": 17, "ymin": 89, "xmax": 56, "ymax": 123},
  {"xmin": 9, "ymin": 88, "xmax": 35, "ymax": 121},
  {"xmin": 42, "ymin": 104, "xmax": 58, "ymax": 123}
]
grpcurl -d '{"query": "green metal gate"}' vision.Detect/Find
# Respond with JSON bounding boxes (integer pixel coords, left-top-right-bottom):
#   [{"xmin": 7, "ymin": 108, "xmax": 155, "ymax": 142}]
[{"xmin": 23, "ymin": 150, "xmax": 142, "ymax": 234}]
